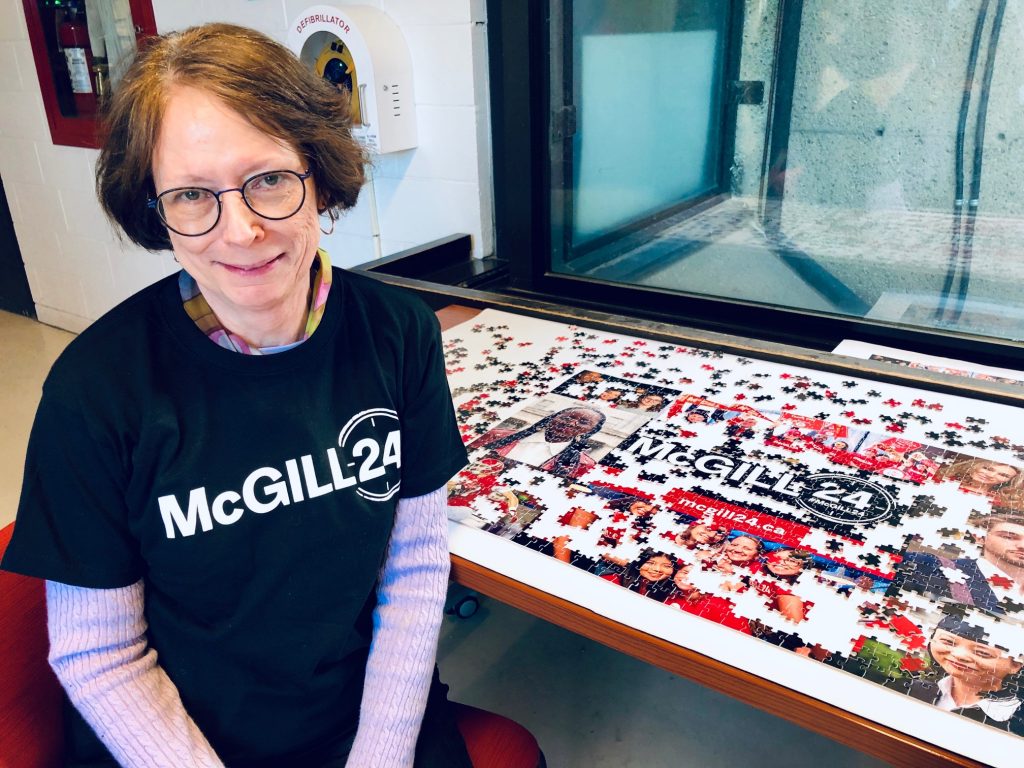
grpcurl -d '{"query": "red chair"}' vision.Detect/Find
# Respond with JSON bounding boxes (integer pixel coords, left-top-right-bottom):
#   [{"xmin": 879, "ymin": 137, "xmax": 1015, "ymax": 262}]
[
  {"xmin": 452, "ymin": 702, "xmax": 546, "ymax": 768},
  {"xmin": 0, "ymin": 522, "xmax": 544, "ymax": 768},
  {"xmin": 0, "ymin": 522, "xmax": 63, "ymax": 768}
]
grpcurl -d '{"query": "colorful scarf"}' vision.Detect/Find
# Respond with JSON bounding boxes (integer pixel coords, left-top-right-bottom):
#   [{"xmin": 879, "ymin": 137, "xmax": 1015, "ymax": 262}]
[{"xmin": 179, "ymin": 249, "xmax": 332, "ymax": 355}]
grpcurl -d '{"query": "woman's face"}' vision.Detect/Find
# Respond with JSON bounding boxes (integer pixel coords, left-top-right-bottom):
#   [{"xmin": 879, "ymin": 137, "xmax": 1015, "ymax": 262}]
[
  {"xmin": 628, "ymin": 500, "xmax": 656, "ymax": 516},
  {"xmin": 673, "ymin": 566, "xmax": 693, "ymax": 591},
  {"xmin": 930, "ymin": 629, "xmax": 1022, "ymax": 691},
  {"xmin": 638, "ymin": 554, "xmax": 675, "ymax": 582},
  {"xmin": 722, "ymin": 537, "xmax": 759, "ymax": 564},
  {"xmin": 639, "ymin": 394, "xmax": 664, "ymax": 409},
  {"xmin": 689, "ymin": 524, "xmax": 726, "ymax": 545},
  {"xmin": 969, "ymin": 462, "xmax": 1019, "ymax": 488},
  {"xmin": 686, "ymin": 411, "xmax": 708, "ymax": 423},
  {"xmin": 765, "ymin": 549, "xmax": 804, "ymax": 577},
  {"xmin": 599, "ymin": 389, "xmax": 622, "ymax": 401},
  {"xmin": 152, "ymin": 86, "xmax": 320, "ymax": 333}
]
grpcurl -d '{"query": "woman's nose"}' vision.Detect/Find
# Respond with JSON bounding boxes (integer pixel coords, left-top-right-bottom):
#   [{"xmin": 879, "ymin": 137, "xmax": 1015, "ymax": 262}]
[{"xmin": 220, "ymin": 191, "xmax": 264, "ymax": 244}]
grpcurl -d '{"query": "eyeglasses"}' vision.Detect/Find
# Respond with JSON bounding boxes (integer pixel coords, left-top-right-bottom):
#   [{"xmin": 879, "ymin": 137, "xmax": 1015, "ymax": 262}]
[{"xmin": 148, "ymin": 169, "xmax": 312, "ymax": 237}]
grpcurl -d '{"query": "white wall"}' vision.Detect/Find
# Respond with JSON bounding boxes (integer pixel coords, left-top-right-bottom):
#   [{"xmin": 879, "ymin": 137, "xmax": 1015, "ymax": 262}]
[{"xmin": 0, "ymin": 0, "xmax": 492, "ymax": 332}]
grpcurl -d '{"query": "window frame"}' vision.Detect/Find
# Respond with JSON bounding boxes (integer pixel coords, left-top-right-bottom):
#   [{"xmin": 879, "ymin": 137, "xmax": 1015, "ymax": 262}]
[
  {"xmin": 549, "ymin": 0, "xmax": 744, "ymax": 270},
  {"xmin": 486, "ymin": 0, "xmax": 1024, "ymax": 370}
]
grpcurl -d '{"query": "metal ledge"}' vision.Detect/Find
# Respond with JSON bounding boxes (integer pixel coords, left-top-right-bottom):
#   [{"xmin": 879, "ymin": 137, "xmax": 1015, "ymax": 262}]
[{"xmin": 359, "ymin": 268, "xmax": 1024, "ymax": 409}]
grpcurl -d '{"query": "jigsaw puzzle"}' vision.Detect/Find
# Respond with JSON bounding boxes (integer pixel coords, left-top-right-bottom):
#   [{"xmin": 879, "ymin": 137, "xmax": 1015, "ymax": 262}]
[{"xmin": 443, "ymin": 309, "xmax": 1024, "ymax": 743}]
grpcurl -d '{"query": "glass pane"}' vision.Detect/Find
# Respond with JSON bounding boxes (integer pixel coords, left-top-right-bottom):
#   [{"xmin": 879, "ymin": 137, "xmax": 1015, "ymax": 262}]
[
  {"xmin": 551, "ymin": 0, "xmax": 731, "ymax": 265},
  {"xmin": 552, "ymin": 0, "xmax": 1024, "ymax": 345},
  {"xmin": 39, "ymin": 0, "xmax": 138, "ymax": 119}
]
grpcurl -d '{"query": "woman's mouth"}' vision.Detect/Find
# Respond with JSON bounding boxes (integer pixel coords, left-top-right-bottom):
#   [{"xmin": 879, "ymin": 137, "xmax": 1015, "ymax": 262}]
[{"xmin": 221, "ymin": 254, "xmax": 284, "ymax": 275}]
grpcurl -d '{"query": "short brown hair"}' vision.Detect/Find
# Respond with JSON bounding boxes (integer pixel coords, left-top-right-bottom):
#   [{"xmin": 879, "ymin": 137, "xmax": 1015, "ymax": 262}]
[{"xmin": 97, "ymin": 23, "xmax": 366, "ymax": 251}]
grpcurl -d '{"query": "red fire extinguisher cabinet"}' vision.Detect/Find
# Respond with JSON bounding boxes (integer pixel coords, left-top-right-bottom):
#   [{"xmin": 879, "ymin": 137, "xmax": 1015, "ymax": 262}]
[{"xmin": 22, "ymin": 0, "xmax": 158, "ymax": 149}]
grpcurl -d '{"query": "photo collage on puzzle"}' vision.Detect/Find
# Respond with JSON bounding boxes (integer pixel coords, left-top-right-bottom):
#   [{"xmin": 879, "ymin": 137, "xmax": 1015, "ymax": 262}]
[
  {"xmin": 443, "ymin": 315, "xmax": 1024, "ymax": 738},
  {"xmin": 869, "ymin": 354, "xmax": 1024, "ymax": 387}
]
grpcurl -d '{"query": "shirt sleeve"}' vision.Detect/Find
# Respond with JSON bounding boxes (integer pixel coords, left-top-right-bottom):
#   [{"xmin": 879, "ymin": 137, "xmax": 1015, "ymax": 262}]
[
  {"xmin": 345, "ymin": 486, "xmax": 450, "ymax": 767},
  {"xmin": 396, "ymin": 308, "xmax": 468, "ymax": 499},
  {"xmin": 2, "ymin": 390, "xmax": 141, "ymax": 588},
  {"xmin": 46, "ymin": 579, "xmax": 224, "ymax": 767}
]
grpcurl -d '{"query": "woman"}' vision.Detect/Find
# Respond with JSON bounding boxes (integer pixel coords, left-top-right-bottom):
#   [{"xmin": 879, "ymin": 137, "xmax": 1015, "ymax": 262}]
[
  {"xmin": 635, "ymin": 393, "xmax": 665, "ymax": 412},
  {"xmin": 744, "ymin": 548, "xmax": 810, "ymax": 623},
  {"xmin": 607, "ymin": 496, "xmax": 657, "ymax": 518},
  {"xmin": 0, "ymin": 25, "xmax": 471, "ymax": 768},
  {"xmin": 673, "ymin": 521, "xmax": 729, "ymax": 550},
  {"xmin": 908, "ymin": 617, "xmax": 1024, "ymax": 734},
  {"xmin": 699, "ymin": 534, "xmax": 764, "ymax": 575},
  {"xmin": 601, "ymin": 550, "xmax": 677, "ymax": 600},
  {"xmin": 937, "ymin": 458, "xmax": 1024, "ymax": 505}
]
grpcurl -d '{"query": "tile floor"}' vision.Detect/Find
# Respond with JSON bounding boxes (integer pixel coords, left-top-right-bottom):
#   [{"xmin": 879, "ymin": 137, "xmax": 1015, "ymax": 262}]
[
  {"xmin": 0, "ymin": 309, "xmax": 890, "ymax": 768},
  {"xmin": 0, "ymin": 310, "xmax": 74, "ymax": 529}
]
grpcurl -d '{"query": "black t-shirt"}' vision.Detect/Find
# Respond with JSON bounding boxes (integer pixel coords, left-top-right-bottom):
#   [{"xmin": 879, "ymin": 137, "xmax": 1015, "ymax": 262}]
[{"xmin": 1, "ymin": 267, "xmax": 468, "ymax": 765}]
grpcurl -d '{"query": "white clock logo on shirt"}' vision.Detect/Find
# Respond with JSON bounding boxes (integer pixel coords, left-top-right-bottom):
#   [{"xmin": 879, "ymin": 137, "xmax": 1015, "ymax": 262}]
[{"xmin": 338, "ymin": 408, "xmax": 402, "ymax": 501}]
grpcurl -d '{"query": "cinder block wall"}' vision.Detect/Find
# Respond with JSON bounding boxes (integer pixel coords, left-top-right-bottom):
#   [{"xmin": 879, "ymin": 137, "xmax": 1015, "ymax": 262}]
[{"xmin": 0, "ymin": 0, "xmax": 491, "ymax": 332}]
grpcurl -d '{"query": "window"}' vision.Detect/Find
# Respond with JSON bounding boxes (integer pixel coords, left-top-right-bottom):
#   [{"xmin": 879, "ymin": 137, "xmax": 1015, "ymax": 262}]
[
  {"xmin": 489, "ymin": 1, "xmax": 1024, "ymax": 367},
  {"xmin": 550, "ymin": 1, "xmax": 734, "ymax": 270}
]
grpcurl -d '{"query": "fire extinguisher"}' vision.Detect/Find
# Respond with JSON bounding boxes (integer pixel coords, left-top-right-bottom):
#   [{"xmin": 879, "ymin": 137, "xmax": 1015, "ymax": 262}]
[{"xmin": 58, "ymin": 2, "xmax": 97, "ymax": 115}]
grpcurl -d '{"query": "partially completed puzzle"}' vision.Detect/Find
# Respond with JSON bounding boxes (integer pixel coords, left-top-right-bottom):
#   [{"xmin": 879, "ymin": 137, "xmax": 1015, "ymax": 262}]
[{"xmin": 443, "ymin": 309, "xmax": 1024, "ymax": 750}]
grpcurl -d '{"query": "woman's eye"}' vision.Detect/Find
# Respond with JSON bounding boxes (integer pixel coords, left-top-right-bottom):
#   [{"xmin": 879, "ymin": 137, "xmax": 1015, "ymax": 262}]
[
  {"xmin": 253, "ymin": 173, "xmax": 281, "ymax": 189},
  {"xmin": 175, "ymin": 189, "xmax": 210, "ymax": 204}
]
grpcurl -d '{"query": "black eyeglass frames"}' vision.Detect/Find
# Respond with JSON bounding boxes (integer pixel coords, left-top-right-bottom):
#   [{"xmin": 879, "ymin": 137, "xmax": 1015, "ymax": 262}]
[{"xmin": 147, "ymin": 169, "xmax": 313, "ymax": 237}]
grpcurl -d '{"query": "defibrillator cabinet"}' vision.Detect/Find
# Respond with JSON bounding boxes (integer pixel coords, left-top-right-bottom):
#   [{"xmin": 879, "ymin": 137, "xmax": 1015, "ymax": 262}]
[{"xmin": 289, "ymin": 5, "xmax": 417, "ymax": 154}]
